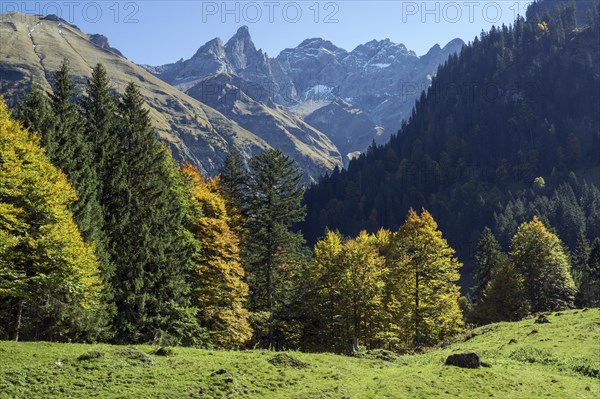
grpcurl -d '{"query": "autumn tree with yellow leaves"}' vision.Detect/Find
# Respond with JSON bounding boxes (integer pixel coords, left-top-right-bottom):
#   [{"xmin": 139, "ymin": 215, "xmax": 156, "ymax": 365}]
[
  {"xmin": 181, "ymin": 164, "xmax": 252, "ymax": 348},
  {"xmin": 0, "ymin": 99, "xmax": 103, "ymax": 342}
]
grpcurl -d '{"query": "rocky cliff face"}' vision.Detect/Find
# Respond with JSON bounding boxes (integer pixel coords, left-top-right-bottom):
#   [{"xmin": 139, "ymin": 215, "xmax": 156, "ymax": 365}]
[{"xmin": 145, "ymin": 26, "xmax": 464, "ymax": 161}]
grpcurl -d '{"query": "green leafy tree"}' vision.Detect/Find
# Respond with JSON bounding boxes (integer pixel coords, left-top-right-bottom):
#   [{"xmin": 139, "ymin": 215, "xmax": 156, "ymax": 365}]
[
  {"xmin": 510, "ymin": 217, "xmax": 576, "ymax": 312},
  {"xmin": 0, "ymin": 99, "xmax": 103, "ymax": 342},
  {"xmin": 390, "ymin": 209, "xmax": 463, "ymax": 349}
]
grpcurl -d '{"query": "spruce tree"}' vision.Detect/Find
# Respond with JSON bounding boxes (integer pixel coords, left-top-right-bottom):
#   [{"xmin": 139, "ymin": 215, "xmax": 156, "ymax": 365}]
[
  {"xmin": 49, "ymin": 59, "xmax": 104, "ymax": 251},
  {"xmin": 106, "ymin": 82, "xmax": 194, "ymax": 344},
  {"xmin": 243, "ymin": 149, "xmax": 306, "ymax": 348},
  {"xmin": 81, "ymin": 64, "xmax": 118, "ymax": 196},
  {"xmin": 15, "ymin": 84, "xmax": 55, "ymax": 152},
  {"xmin": 581, "ymin": 238, "xmax": 600, "ymax": 307},
  {"xmin": 218, "ymin": 150, "xmax": 248, "ymax": 234},
  {"xmin": 572, "ymin": 230, "xmax": 591, "ymax": 306},
  {"xmin": 472, "ymin": 227, "xmax": 506, "ymax": 304},
  {"xmin": 80, "ymin": 63, "xmax": 117, "ymax": 312}
]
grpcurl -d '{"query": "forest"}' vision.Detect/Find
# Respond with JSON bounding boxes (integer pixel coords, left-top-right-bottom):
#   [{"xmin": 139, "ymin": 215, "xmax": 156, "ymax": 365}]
[
  {"xmin": 0, "ymin": 0, "xmax": 599, "ymax": 355},
  {"xmin": 303, "ymin": 0, "xmax": 600, "ymax": 286}
]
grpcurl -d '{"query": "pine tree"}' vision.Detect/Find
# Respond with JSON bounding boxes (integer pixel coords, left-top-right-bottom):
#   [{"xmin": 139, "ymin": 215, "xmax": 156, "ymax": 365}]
[
  {"xmin": 390, "ymin": 209, "xmax": 463, "ymax": 349},
  {"xmin": 243, "ymin": 149, "xmax": 306, "ymax": 349},
  {"xmin": 106, "ymin": 82, "xmax": 194, "ymax": 344},
  {"xmin": 181, "ymin": 164, "xmax": 252, "ymax": 348},
  {"xmin": 0, "ymin": 99, "xmax": 103, "ymax": 342},
  {"xmin": 510, "ymin": 217, "xmax": 576, "ymax": 312},
  {"xmin": 472, "ymin": 227, "xmax": 506, "ymax": 304}
]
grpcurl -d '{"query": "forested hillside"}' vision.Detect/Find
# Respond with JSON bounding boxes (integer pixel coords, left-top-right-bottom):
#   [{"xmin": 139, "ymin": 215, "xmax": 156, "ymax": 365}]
[{"xmin": 303, "ymin": 0, "xmax": 600, "ymax": 283}]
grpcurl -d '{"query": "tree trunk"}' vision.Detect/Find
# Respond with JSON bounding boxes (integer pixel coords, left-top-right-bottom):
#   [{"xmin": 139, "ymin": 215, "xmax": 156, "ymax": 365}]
[
  {"xmin": 12, "ymin": 299, "xmax": 24, "ymax": 342},
  {"xmin": 415, "ymin": 268, "xmax": 420, "ymax": 350}
]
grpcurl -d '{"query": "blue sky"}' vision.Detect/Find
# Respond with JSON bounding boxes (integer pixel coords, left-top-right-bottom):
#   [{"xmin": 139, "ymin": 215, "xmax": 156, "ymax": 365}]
[{"xmin": 8, "ymin": 1, "xmax": 533, "ymax": 65}]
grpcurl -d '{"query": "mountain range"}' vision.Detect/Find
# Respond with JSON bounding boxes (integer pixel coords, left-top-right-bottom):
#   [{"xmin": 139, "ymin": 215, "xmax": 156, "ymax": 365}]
[
  {"xmin": 144, "ymin": 26, "xmax": 464, "ymax": 163},
  {"xmin": 0, "ymin": 12, "xmax": 462, "ymax": 180}
]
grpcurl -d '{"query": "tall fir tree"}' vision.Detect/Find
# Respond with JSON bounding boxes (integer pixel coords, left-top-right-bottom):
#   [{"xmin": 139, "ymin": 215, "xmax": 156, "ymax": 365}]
[
  {"xmin": 80, "ymin": 63, "xmax": 117, "ymax": 312},
  {"xmin": 243, "ymin": 149, "xmax": 307, "ymax": 349},
  {"xmin": 581, "ymin": 237, "xmax": 600, "ymax": 307},
  {"xmin": 106, "ymin": 82, "xmax": 194, "ymax": 344},
  {"xmin": 571, "ymin": 230, "xmax": 591, "ymax": 306},
  {"xmin": 15, "ymin": 85, "xmax": 55, "ymax": 153},
  {"xmin": 81, "ymin": 64, "xmax": 118, "ymax": 196},
  {"xmin": 49, "ymin": 59, "xmax": 105, "ymax": 253},
  {"xmin": 218, "ymin": 150, "xmax": 248, "ymax": 234}
]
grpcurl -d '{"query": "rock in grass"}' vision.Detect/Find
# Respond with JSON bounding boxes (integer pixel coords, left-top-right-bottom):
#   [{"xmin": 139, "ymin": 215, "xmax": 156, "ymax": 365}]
[
  {"xmin": 535, "ymin": 315, "xmax": 550, "ymax": 324},
  {"xmin": 77, "ymin": 351, "xmax": 103, "ymax": 361},
  {"xmin": 211, "ymin": 368, "xmax": 235, "ymax": 383},
  {"xmin": 445, "ymin": 352, "xmax": 481, "ymax": 369},
  {"xmin": 268, "ymin": 354, "xmax": 310, "ymax": 369}
]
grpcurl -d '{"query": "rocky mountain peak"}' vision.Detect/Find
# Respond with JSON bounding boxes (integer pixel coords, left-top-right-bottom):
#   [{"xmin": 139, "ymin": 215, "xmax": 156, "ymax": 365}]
[{"xmin": 89, "ymin": 33, "xmax": 123, "ymax": 57}]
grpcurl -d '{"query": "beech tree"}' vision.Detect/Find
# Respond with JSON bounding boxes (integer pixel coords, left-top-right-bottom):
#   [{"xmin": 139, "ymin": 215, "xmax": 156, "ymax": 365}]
[
  {"xmin": 0, "ymin": 99, "xmax": 103, "ymax": 342},
  {"xmin": 181, "ymin": 164, "xmax": 252, "ymax": 349},
  {"xmin": 510, "ymin": 217, "xmax": 576, "ymax": 312},
  {"xmin": 390, "ymin": 209, "xmax": 463, "ymax": 349}
]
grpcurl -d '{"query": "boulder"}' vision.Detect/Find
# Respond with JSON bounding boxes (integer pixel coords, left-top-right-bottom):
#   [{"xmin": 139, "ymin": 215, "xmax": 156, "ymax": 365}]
[
  {"xmin": 535, "ymin": 315, "xmax": 550, "ymax": 324},
  {"xmin": 445, "ymin": 352, "xmax": 481, "ymax": 369}
]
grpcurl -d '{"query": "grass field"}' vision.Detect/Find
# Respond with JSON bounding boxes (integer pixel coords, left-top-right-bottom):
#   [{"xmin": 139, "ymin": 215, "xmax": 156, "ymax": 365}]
[{"xmin": 1, "ymin": 309, "xmax": 599, "ymax": 398}]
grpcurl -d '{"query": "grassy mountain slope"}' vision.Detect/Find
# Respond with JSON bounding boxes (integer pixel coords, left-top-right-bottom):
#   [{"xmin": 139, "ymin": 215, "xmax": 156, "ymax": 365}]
[
  {"xmin": 1, "ymin": 309, "xmax": 598, "ymax": 398},
  {"xmin": 0, "ymin": 12, "xmax": 341, "ymax": 179}
]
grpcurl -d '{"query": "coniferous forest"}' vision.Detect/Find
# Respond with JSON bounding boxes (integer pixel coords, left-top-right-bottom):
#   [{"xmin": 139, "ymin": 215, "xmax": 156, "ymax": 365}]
[{"xmin": 0, "ymin": 0, "xmax": 599, "ymax": 381}]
